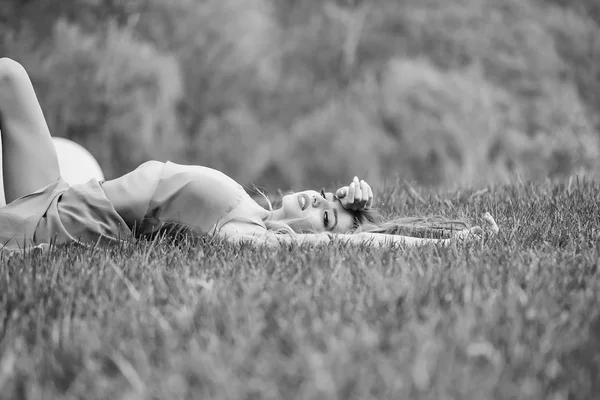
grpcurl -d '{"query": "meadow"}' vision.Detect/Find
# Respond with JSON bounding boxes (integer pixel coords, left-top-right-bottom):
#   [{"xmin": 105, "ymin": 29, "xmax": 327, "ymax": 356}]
[
  {"xmin": 2, "ymin": 0, "xmax": 600, "ymax": 398},
  {"xmin": 1, "ymin": 179, "xmax": 599, "ymax": 400}
]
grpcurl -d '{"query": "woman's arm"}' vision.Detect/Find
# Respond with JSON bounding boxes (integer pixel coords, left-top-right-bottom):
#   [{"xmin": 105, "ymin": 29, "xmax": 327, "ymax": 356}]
[
  {"xmin": 217, "ymin": 214, "xmax": 495, "ymax": 248},
  {"xmin": 219, "ymin": 228, "xmax": 482, "ymax": 248},
  {"xmin": 223, "ymin": 232, "xmax": 333, "ymax": 248},
  {"xmin": 216, "ymin": 220, "xmax": 334, "ymax": 247},
  {"xmin": 346, "ymin": 229, "xmax": 482, "ymax": 247}
]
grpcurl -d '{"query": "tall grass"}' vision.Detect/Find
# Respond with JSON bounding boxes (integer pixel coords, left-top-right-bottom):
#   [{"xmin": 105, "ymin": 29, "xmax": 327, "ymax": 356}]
[{"xmin": 1, "ymin": 179, "xmax": 599, "ymax": 399}]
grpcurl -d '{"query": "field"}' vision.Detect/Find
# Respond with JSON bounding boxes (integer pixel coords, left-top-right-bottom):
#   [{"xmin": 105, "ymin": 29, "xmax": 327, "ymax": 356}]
[{"xmin": 1, "ymin": 179, "xmax": 599, "ymax": 400}]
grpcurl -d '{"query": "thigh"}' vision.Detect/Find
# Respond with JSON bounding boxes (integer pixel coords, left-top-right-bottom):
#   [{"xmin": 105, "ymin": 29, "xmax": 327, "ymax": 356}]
[
  {"xmin": 0, "ymin": 58, "xmax": 60, "ymax": 204},
  {"xmin": 0, "ymin": 136, "xmax": 4, "ymax": 206}
]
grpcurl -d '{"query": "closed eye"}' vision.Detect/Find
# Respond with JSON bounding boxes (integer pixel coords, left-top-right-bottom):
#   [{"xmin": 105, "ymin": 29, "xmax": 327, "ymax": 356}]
[
  {"xmin": 320, "ymin": 188, "xmax": 326, "ymax": 199},
  {"xmin": 324, "ymin": 211, "xmax": 329, "ymax": 228}
]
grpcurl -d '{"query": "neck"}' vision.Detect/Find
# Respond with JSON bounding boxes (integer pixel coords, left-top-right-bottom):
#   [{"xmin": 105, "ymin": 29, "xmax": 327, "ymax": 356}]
[{"xmin": 266, "ymin": 207, "xmax": 287, "ymax": 222}]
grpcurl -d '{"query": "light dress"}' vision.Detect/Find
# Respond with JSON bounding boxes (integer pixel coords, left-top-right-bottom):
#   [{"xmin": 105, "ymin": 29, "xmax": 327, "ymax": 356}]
[
  {"xmin": 0, "ymin": 161, "xmax": 265, "ymax": 252},
  {"xmin": 134, "ymin": 161, "xmax": 266, "ymax": 238}
]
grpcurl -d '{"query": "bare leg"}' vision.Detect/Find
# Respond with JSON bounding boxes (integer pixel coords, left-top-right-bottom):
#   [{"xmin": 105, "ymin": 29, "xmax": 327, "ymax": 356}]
[
  {"xmin": 0, "ymin": 135, "xmax": 5, "ymax": 206},
  {"xmin": 0, "ymin": 58, "xmax": 60, "ymax": 204}
]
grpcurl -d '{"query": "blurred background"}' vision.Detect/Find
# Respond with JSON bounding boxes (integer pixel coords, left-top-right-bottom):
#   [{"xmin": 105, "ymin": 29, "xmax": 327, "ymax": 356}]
[{"xmin": 1, "ymin": 0, "xmax": 599, "ymax": 192}]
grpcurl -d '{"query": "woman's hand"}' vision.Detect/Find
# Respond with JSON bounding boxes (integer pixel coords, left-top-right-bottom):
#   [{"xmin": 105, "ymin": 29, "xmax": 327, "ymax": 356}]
[{"xmin": 335, "ymin": 176, "xmax": 373, "ymax": 211}]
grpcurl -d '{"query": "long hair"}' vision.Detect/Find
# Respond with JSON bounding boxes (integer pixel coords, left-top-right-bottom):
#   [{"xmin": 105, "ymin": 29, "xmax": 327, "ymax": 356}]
[
  {"xmin": 255, "ymin": 187, "xmax": 470, "ymax": 238},
  {"xmin": 353, "ymin": 209, "xmax": 470, "ymax": 239}
]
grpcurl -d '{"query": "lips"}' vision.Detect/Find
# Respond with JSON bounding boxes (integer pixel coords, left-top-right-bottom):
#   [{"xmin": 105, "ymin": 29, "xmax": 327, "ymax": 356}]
[{"xmin": 297, "ymin": 194, "xmax": 309, "ymax": 211}]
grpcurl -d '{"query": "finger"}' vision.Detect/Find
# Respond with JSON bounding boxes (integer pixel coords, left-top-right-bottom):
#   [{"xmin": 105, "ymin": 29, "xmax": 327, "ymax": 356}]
[
  {"xmin": 352, "ymin": 177, "xmax": 362, "ymax": 209},
  {"xmin": 365, "ymin": 184, "xmax": 373, "ymax": 209},
  {"xmin": 346, "ymin": 181, "xmax": 356, "ymax": 206},
  {"xmin": 359, "ymin": 180, "xmax": 370, "ymax": 208}
]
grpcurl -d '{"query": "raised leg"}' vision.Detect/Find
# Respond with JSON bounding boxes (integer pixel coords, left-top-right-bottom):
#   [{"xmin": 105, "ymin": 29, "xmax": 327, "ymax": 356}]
[
  {"xmin": 0, "ymin": 58, "xmax": 60, "ymax": 204},
  {"xmin": 0, "ymin": 135, "xmax": 4, "ymax": 206}
]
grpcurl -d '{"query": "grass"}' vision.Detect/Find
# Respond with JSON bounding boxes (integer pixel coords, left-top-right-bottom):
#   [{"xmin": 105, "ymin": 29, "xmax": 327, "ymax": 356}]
[{"xmin": 1, "ymin": 178, "xmax": 600, "ymax": 399}]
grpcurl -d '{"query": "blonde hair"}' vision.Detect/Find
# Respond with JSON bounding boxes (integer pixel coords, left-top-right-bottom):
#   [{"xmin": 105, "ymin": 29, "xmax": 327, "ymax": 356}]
[{"xmin": 355, "ymin": 211, "xmax": 470, "ymax": 238}]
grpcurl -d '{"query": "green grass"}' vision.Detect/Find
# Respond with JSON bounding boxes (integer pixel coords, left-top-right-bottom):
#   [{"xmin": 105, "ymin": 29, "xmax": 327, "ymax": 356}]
[{"xmin": 1, "ymin": 179, "xmax": 600, "ymax": 399}]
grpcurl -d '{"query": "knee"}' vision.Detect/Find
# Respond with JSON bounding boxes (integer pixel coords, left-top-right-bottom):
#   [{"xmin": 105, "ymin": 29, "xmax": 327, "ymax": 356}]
[{"xmin": 0, "ymin": 58, "xmax": 29, "ymax": 85}]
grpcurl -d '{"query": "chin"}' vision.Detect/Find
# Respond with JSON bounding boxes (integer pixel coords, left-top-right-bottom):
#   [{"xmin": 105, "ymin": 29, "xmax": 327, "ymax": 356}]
[{"xmin": 281, "ymin": 193, "xmax": 300, "ymax": 219}]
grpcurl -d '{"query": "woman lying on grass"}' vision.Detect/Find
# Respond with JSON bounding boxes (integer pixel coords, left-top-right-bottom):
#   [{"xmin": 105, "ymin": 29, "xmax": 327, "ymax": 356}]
[{"xmin": 0, "ymin": 57, "xmax": 497, "ymax": 253}]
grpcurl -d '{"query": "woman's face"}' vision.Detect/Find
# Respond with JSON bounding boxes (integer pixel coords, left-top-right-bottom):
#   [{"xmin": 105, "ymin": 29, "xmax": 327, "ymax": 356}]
[{"xmin": 281, "ymin": 190, "xmax": 354, "ymax": 233}]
